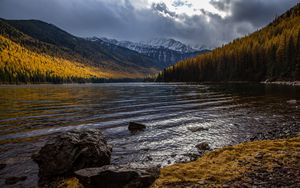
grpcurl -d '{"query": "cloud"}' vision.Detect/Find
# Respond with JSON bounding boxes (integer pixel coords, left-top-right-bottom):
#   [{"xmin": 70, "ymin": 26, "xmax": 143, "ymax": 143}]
[
  {"xmin": 210, "ymin": 0, "xmax": 231, "ymax": 12},
  {"xmin": 0, "ymin": 0, "xmax": 299, "ymax": 48},
  {"xmin": 152, "ymin": 2, "xmax": 177, "ymax": 17},
  {"xmin": 172, "ymin": 0, "xmax": 193, "ymax": 8}
]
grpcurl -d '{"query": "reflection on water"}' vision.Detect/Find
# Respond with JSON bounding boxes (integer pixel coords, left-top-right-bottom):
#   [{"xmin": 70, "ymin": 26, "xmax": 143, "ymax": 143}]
[{"xmin": 0, "ymin": 83, "xmax": 299, "ymax": 187}]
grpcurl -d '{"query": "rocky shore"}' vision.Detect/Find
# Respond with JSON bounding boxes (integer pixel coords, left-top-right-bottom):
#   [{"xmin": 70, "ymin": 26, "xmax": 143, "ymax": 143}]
[
  {"xmin": 30, "ymin": 128, "xmax": 159, "ymax": 188},
  {"xmin": 3, "ymin": 120, "xmax": 299, "ymax": 188},
  {"xmin": 153, "ymin": 136, "xmax": 300, "ymax": 187},
  {"xmin": 29, "ymin": 121, "xmax": 300, "ymax": 187},
  {"xmin": 151, "ymin": 124, "xmax": 300, "ymax": 187}
]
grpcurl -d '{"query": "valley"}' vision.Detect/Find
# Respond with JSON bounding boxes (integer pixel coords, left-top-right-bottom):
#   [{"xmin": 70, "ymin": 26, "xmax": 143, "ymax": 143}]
[
  {"xmin": 0, "ymin": 19, "xmax": 207, "ymax": 84},
  {"xmin": 0, "ymin": 1, "xmax": 299, "ymax": 188}
]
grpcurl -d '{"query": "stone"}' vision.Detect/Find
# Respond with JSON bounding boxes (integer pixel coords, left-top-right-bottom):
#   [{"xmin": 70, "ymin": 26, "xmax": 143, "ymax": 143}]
[
  {"xmin": 5, "ymin": 176, "xmax": 27, "ymax": 185},
  {"xmin": 196, "ymin": 142, "xmax": 211, "ymax": 151},
  {"xmin": 287, "ymin": 100, "xmax": 297, "ymax": 104},
  {"xmin": 32, "ymin": 129, "xmax": 112, "ymax": 179},
  {"xmin": 75, "ymin": 164, "xmax": 160, "ymax": 188},
  {"xmin": 128, "ymin": 122, "xmax": 146, "ymax": 132},
  {"xmin": 0, "ymin": 163, "xmax": 6, "ymax": 171},
  {"xmin": 146, "ymin": 156, "xmax": 153, "ymax": 161},
  {"xmin": 187, "ymin": 126, "xmax": 209, "ymax": 132},
  {"xmin": 141, "ymin": 148, "xmax": 150, "ymax": 152},
  {"xmin": 183, "ymin": 153, "xmax": 200, "ymax": 161}
]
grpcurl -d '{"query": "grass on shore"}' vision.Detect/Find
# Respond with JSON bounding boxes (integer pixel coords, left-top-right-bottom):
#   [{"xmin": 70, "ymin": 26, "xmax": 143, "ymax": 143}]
[{"xmin": 152, "ymin": 137, "xmax": 300, "ymax": 187}]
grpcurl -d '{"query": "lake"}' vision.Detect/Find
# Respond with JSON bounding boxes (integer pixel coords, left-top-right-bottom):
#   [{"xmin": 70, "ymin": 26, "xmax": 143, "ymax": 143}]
[{"xmin": 0, "ymin": 83, "xmax": 299, "ymax": 187}]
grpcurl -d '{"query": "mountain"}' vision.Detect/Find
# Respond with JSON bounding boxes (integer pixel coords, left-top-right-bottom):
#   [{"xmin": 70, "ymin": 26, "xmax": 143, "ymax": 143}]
[
  {"xmin": 0, "ymin": 19, "xmax": 160, "ymax": 83},
  {"xmin": 141, "ymin": 38, "xmax": 206, "ymax": 53},
  {"xmin": 157, "ymin": 3, "xmax": 300, "ymax": 82},
  {"xmin": 96, "ymin": 37, "xmax": 210, "ymax": 68}
]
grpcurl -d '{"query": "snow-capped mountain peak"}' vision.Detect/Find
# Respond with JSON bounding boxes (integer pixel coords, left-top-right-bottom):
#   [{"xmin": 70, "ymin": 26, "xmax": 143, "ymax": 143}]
[
  {"xmin": 141, "ymin": 38, "xmax": 198, "ymax": 53},
  {"xmin": 86, "ymin": 36, "xmax": 209, "ymax": 68},
  {"xmin": 87, "ymin": 37, "xmax": 206, "ymax": 53}
]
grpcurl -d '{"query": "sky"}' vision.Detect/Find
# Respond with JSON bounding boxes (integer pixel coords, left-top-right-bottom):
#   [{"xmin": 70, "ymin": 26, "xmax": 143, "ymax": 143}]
[{"xmin": 0, "ymin": 0, "xmax": 299, "ymax": 48}]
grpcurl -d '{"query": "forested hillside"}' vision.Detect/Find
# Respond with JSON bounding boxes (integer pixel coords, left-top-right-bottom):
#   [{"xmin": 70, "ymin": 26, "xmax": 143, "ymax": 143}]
[
  {"xmin": 0, "ymin": 19, "xmax": 158, "ymax": 83},
  {"xmin": 157, "ymin": 4, "xmax": 300, "ymax": 82},
  {"xmin": 0, "ymin": 35, "xmax": 115, "ymax": 83}
]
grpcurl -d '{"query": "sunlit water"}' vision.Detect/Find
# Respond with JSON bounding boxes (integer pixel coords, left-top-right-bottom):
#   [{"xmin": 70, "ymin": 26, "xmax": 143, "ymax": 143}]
[{"xmin": 0, "ymin": 83, "xmax": 299, "ymax": 187}]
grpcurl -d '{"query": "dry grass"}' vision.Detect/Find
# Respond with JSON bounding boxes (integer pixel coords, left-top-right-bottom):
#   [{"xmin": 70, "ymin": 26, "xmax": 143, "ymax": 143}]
[
  {"xmin": 57, "ymin": 177, "xmax": 82, "ymax": 188},
  {"xmin": 152, "ymin": 137, "xmax": 300, "ymax": 187}
]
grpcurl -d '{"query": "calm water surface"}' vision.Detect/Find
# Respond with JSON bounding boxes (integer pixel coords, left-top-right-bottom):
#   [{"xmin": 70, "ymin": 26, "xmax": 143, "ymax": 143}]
[{"xmin": 0, "ymin": 83, "xmax": 299, "ymax": 187}]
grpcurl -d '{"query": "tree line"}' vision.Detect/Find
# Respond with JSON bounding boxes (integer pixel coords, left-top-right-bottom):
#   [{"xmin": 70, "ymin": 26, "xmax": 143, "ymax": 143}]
[
  {"xmin": 157, "ymin": 4, "xmax": 300, "ymax": 82},
  {"xmin": 0, "ymin": 35, "xmax": 111, "ymax": 84}
]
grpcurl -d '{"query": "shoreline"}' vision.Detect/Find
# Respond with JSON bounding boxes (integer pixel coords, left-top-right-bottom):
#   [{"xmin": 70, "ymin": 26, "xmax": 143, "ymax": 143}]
[
  {"xmin": 152, "ymin": 124, "xmax": 300, "ymax": 187},
  {"xmin": 58, "ymin": 135, "xmax": 300, "ymax": 188},
  {"xmin": 153, "ymin": 136, "xmax": 300, "ymax": 187},
  {"xmin": 1, "ymin": 80, "xmax": 300, "ymax": 86},
  {"xmin": 60, "ymin": 124, "xmax": 300, "ymax": 187},
  {"xmin": 261, "ymin": 81, "xmax": 300, "ymax": 86}
]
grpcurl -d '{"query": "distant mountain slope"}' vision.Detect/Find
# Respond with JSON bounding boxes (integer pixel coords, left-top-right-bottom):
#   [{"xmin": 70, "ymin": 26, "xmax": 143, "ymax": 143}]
[
  {"xmin": 5, "ymin": 20, "xmax": 159, "ymax": 70},
  {"xmin": 0, "ymin": 18, "xmax": 160, "ymax": 83},
  {"xmin": 0, "ymin": 35, "xmax": 112, "ymax": 83},
  {"xmin": 157, "ymin": 4, "xmax": 300, "ymax": 82},
  {"xmin": 140, "ymin": 38, "xmax": 205, "ymax": 53},
  {"xmin": 97, "ymin": 37, "xmax": 210, "ymax": 68}
]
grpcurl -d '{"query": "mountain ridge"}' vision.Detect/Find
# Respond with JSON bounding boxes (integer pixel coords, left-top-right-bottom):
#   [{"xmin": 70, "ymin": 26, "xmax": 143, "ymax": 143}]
[
  {"xmin": 95, "ymin": 37, "xmax": 210, "ymax": 68},
  {"xmin": 3, "ymin": 19, "xmax": 159, "ymax": 71},
  {"xmin": 0, "ymin": 18, "xmax": 162, "ymax": 83},
  {"xmin": 97, "ymin": 37, "xmax": 207, "ymax": 53},
  {"xmin": 157, "ymin": 3, "xmax": 300, "ymax": 82},
  {"xmin": 141, "ymin": 38, "xmax": 207, "ymax": 53}
]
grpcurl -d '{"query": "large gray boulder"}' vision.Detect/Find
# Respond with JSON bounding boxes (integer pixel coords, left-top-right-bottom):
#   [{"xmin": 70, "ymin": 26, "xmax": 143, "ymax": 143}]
[
  {"xmin": 75, "ymin": 164, "xmax": 160, "ymax": 188},
  {"xmin": 32, "ymin": 129, "xmax": 112, "ymax": 179}
]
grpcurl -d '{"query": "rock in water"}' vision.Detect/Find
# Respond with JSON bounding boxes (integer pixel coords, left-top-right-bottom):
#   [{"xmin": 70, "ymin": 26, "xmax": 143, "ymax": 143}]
[
  {"xmin": 75, "ymin": 164, "xmax": 160, "ymax": 188},
  {"xmin": 128, "ymin": 122, "xmax": 146, "ymax": 132},
  {"xmin": 32, "ymin": 129, "xmax": 112, "ymax": 179},
  {"xmin": 0, "ymin": 163, "xmax": 6, "ymax": 171},
  {"xmin": 287, "ymin": 100, "xmax": 297, "ymax": 104},
  {"xmin": 196, "ymin": 142, "xmax": 211, "ymax": 151},
  {"xmin": 187, "ymin": 126, "xmax": 209, "ymax": 132},
  {"xmin": 5, "ymin": 176, "xmax": 27, "ymax": 185}
]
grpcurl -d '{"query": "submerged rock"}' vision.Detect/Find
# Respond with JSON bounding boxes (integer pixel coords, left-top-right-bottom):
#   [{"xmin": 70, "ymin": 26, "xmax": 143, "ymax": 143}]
[
  {"xmin": 196, "ymin": 142, "xmax": 211, "ymax": 152},
  {"xmin": 32, "ymin": 129, "xmax": 112, "ymax": 179},
  {"xmin": 75, "ymin": 164, "xmax": 160, "ymax": 188},
  {"xmin": 0, "ymin": 163, "xmax": 6, "ymax": 171},
  {"xmin": 183, "ymin": 153, "xmax": 200, "ymax": 162},
  {"xmin": 187, "ymin": 126, "xmax": 209, "ymax": 132},
  {"xmin": 5, "ymin": 176, "xmax": 27, "ymax": 185},
  {"xmin": 287, "ymin": 100, "xmax": 297, "ymax": 104},
  {"xmin": 128, "ymin": 122, "xmax": 146, "ymax": 132}
]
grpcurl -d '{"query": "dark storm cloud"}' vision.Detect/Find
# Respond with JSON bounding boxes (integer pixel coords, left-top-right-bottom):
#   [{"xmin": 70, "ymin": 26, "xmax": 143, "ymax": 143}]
[
  {"xmin": 210, "ymin": 0, "xmax": 231, "ymax": 11},
  {"xmin": 0, "ymin": 0, "xmax": 299, "ymax": 48},
  {"xmin": 211, "ymin": 0, "xmax": 299, "ymax": 27}
]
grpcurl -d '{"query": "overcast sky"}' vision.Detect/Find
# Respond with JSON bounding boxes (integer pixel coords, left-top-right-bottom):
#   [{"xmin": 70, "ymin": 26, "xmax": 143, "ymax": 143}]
[{"xmin": 0, "ymin": 0, "xmax": 298, "ymax": 48}]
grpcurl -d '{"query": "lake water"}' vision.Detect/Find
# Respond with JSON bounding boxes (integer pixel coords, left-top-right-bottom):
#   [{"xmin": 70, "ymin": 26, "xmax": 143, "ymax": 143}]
[{"xmin": 0, "ymin": 83, "xmax": 299, "ymax": 187}]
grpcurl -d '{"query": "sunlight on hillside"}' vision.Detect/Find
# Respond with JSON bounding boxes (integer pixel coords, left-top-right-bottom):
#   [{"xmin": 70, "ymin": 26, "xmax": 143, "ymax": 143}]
[{"xmin": 0, "ymin": 35, "xmax": 115, "ymax": 83}]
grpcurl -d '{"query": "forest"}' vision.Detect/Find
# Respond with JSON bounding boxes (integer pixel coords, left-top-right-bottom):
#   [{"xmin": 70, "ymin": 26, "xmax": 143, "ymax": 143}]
[
  {"xmin": 0, "ymin": 35, "xmax": 114, "ymax": 84},
  {"xmin": 156, "ymin": 4, "xmax": 300, "ymax": 82},
  {"xmin": 0, "ymin": 18, "xmax": 155, "ymax": 84}
]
